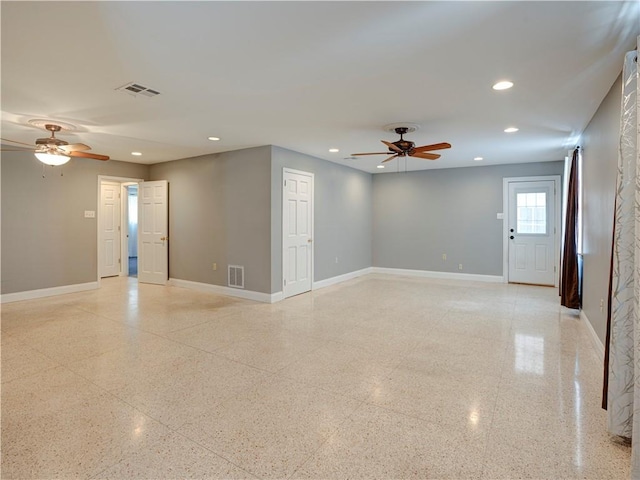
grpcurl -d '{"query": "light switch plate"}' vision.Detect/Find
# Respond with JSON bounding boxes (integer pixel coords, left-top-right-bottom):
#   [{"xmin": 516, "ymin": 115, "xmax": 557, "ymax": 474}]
[
  {"xmin": 496, "ymin": 213, "xmax": 504, "ymax": 220},
  {"xmin": 84, "ymin": 210, "xmax": 96, "ymax": 218}
]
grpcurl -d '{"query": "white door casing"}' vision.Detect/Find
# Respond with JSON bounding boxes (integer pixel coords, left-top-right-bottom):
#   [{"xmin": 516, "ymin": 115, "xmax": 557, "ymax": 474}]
[
  {"xmin": 283, "ymin": 169, "xmax": 314, "ymax": 298},
  {"xmin": 138, "ymin": 180, "xmax": 169, "ymax": 285},
  {"xmin": 505, "ymin": 177, "xmax": 560, "ymax": 286},
  {"xmin": 99, "ymin": 181, "xmax": 121, "ymax": 278}
]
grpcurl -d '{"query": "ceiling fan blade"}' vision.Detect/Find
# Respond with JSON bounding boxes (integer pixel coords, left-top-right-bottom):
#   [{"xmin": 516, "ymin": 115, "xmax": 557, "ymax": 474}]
[
  {"xmin": 381, "ymin": 140, "xmax": 402, "ymax": 153},
  {"xmin": 411, "ymin": 152, "xmax": 441, "ymax": 160},
  {"xmin": 381, "ymin": 154, "xmax": 399, "ymax": 163},
  {"xmin": 1, "ymin": 146, "xmax": 35, "ymax": 151},
  {"xmin": 413, "ymin": 142, "xmax": 452, "ymax": 153},
  {"xmin": 0, "ymin": 137, "xmax": 35, "ymax": 147},
  {"xmin": 68, "ymin": 151, "xmax": 110, "ymax": 161},
  {"xmin": 59, "ymin": 143, "xmax": 91, "ymax": 152},
  {"xmin": 352, "ymin": 152, "xmax": 393, "ymax": 156}
]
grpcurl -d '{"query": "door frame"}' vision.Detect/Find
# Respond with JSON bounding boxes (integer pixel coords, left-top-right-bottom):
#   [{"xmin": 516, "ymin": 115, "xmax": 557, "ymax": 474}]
[
  {"xmin": 97, "ymin": 175, "xmax": 144, "ymax": 286},
  {"xmin": 502, "ymin": 175, "xmax": 561, "ymax": 286},
  {"xmin": 282, "ymin": 168, "xmax": 314, "ymax": 298}
]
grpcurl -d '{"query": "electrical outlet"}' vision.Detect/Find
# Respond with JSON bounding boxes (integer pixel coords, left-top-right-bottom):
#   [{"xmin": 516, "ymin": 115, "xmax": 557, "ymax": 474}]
[
  {"xmin": 212, "ymin": 263, "xmax": 217, "ymax": 271},
  {"xmin": 600, "ymin": 298, "xmax": 604, "ymax": 312},
  {"xmin": 458, "ymin": 264, "xmax": 463, "ymax": 270},
  {"xmin": 442, "ymin": 253, "xmax": 447, "ymax": 261}
]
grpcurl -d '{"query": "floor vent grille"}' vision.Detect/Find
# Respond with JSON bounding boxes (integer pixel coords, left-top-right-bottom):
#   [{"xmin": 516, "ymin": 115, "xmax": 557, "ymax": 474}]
[{"xmin": 228, "ymin": 265, "xmax": 244, "ymax": 289}]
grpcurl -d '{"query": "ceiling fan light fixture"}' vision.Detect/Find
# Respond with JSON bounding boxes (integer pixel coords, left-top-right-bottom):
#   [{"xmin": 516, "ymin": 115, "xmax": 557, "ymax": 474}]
[
  {"xmin": 492, "ymin": 80, "xmax": 514, "ymax": 90},
  {"xmin": 35, "ymin": 151, "xmax": 70, "ymax": 166}
]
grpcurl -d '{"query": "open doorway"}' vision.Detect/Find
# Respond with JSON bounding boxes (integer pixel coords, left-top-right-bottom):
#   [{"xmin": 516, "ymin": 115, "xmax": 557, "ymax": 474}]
[
  {"xmin": 125, "ymin": 185, "xmax": 139, "ymax": 277},
  {"xmin": 97, "ymin": 175, "xmax": 143, "ymax": 282}
]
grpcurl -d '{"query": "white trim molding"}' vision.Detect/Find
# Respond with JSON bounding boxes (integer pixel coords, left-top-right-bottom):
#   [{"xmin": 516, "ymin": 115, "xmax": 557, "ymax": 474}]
[
  {"xmin": 1, "ymin": 282, "xmax": 98, "ymax": 304},
  {"xmin": 168, "ymin": 278, "xmax": 281, "ymax": 304},
  {"xmin": 312, "ymin": 267, "xmax": 374, "ymax": 290},
  {"xmin": 371, "ymin": 267, "xmax": 504, "ymax": 283},
  {"xmin": 580, "ymin": 310, "xmax": 605, "ymax": 361}
]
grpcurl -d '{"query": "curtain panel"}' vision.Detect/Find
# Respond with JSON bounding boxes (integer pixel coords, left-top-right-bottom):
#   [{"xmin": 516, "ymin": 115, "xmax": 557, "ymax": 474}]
[
  {"xmin": 560, "ymin": 147, "xmax": 581, "ymax": 309},
  {"xmin": 606, "ymin": 49, "xmax": 638, "ymax": 475}
]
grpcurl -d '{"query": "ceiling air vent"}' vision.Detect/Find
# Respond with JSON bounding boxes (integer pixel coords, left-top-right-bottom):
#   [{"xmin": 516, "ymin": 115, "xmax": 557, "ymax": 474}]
[
  {"xmin": 115, "ymin": 82, "xmax": 161, "ymax": 99},
  {"xmin": 228, "ymin": 265, "xmax": 244, "ymax": 289}
]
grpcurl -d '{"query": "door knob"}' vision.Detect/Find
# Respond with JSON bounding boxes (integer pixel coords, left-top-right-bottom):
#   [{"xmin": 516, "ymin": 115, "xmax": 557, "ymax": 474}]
[
  {"xmin": 307, "ymin": 238, "xmax": 313, "ymax": 243},
  {"xmin": 160, "ymin": 236, "xmax": 168, "ymax": 241}
]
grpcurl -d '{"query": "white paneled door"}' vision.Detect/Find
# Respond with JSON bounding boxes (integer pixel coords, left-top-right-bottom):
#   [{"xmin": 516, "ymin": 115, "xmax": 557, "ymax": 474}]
[
  {"xmin": 283, "ymin": 169, "xmax": 314, "ymax": 298},
  {"xmin": 507, "ymin": 179, "xmax": 557, "ymax": 286},
  {"xmin": 100, "ymin": 182, "xmax": 121, "ymax": 278},
  {"xmin": 138, "ymin": 180, "xmax": 168, "ymax": 285}
]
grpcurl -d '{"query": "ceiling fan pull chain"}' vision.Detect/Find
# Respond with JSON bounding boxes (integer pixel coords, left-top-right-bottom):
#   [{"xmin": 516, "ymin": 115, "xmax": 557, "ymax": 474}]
[{"xmin": 42, "ymin": 164, "xmax": 46, "ymax": 178}]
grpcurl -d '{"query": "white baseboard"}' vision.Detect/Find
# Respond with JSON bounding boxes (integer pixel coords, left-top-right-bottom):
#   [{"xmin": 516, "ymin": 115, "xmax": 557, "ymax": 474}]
[
  {"xmin": 168, "ymin": 278, "xmax": 281, "ymax": 304},
  {"xmin": 1, "ymin": 282, "xmax": 99, "ymax": 304},
  {"xmin": 580, "ymin": 310, "xmax": 605, "ymax": 361},
  {"xmin": 312, "ymin": 267, "xmax": 374, "ymax": 290},
  {"xmin": 371, "ymin": 267, "xmax": 504, "ymax": 283}
]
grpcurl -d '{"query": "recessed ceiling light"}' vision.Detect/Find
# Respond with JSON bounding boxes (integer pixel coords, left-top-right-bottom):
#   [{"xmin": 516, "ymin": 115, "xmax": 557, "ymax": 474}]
[
  {"xmin": 504, "ymin": 127, "xmax": 519, "ymax": 133},
  {"xmin": 474, "ymin": 157, "xmax": 483, "ymax": 161},
  {"xmin": 377, "ymin": 165, "xmax": 385, "ymax": 169},
  {"xmin": 208, "ymin": 136, "xmax": 220, "ymax": 141},
  {"xmin": 492, "ymin": 80, "xmax": 514, "ymax": 90},
  {"xmin": 131, "ymin": 152, "xmax": 142, "ymax": 156},
  {"xmin": 329, "ymin": 148, "xmax": 339, "ymax": 153}
]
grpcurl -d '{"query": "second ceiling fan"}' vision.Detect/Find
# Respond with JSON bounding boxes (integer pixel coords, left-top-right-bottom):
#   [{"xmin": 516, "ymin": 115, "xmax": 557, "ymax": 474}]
[{"xmin": 353, "ymin": 126, "xmax": 451, "ymax": 164}]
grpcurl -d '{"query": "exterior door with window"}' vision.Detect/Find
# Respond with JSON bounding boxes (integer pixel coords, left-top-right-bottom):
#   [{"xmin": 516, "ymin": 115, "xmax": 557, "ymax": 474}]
[{"xmin": 507, "ymin": 180, "xmax": 556, "ymax": 286}]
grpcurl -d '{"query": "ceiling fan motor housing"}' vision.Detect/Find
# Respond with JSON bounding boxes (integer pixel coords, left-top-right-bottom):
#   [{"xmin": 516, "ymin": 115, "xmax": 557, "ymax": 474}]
[
  {"xmin": 35, "ymin": 137, "xmax": 68, "ymax": 147},
  {"xmin": 392, "ymin": 128, "xmax": 414, "ymax": 153},
  {"xmin": 35, "ymin": 124, "xmax": 69, "ymax": 147}
]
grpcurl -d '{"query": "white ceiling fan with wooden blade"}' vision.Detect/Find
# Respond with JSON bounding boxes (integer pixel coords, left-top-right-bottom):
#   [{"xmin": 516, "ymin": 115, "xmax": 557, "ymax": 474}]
[
  {"xmin": 1, "ymin": 124, "xmax": 110, "ymax": 165},
  {"xmin": 352, "ymin": 126, "xmax": 451, "ymax": 165}
]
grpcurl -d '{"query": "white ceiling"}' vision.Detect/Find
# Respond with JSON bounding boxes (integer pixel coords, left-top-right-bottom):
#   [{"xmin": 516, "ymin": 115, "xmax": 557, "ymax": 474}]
[{"xmin": 1, "ymin": 1, "xmax": 638, "ymax": 173}]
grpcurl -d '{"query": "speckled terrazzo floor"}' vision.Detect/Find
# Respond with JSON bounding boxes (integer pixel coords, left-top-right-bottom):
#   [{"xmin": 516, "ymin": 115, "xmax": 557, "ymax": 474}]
[{"xmin": 1, "ymin": 274, "xmax": 631, "ymax": 479}]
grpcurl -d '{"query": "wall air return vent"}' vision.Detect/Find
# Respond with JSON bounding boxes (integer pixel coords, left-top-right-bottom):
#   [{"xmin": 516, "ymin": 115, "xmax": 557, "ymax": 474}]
[
  {"xmin": 228, "ymin": 265, "xmax": 245, "ymax": 289},
  {"xmin": 115, "ymin": 82, "xmax": 161, "ymax": 99}
]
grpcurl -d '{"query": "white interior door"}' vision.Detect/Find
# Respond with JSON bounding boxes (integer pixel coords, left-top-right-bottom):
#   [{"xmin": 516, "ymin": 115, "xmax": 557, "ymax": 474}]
[
  {"xmin": 507, "ymin": 180, "xmax": 557, "ymax": 286},
  {"xmin": 138, "ymin": 180, "xmax": 168, "ymax": 285},
  {"xmin": 283, "ymin": 169, "xmax": 314, "ymax": 298},
  {"xmin": 100, "ymin": 181, "xmax": 121, "ymax": 278}
]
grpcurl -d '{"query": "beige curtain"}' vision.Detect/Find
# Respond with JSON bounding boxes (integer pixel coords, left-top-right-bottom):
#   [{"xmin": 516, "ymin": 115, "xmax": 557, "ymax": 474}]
[{"xmin": 605, "ymin": 48, "xmax": 638, "ymax": 474}]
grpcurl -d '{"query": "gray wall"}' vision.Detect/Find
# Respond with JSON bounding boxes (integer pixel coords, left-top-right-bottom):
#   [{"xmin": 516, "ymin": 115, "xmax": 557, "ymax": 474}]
[
  {"xmin": 372, "ymin": 161, "xmax": 564, "ymax": 276},
  {"xmin": 270, "ymin": 146, "xmax": 373, "ymax": 293},
  {"xmin": 1, "ymin": 152, "xmax": 149, "ymax": 294},
  {"xmin": 149, "ymin": 146, "xmax": 272, "ymax": 294},
  {"xmin": 581, "ymin": 74, "xmax": 622, "ymax": 344}
]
